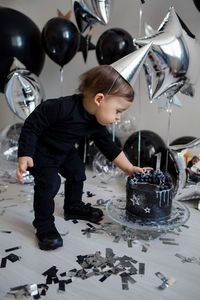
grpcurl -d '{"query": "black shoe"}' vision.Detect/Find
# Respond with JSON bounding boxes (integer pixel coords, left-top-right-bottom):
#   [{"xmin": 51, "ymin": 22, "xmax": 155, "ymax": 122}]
[
  {"xmin": 36, "ymin": 228, "xmax": 63, "ymax": 251},
  {"xmin": 64, "ymin": 203, "xmax": 103, "ymax": 223}
]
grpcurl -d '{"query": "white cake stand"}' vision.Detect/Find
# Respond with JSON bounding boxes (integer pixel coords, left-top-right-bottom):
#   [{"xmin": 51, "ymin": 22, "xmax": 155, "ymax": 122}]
[{"xmin": 106, "ymin": 195, "xmax": 190, "ymax": 235}]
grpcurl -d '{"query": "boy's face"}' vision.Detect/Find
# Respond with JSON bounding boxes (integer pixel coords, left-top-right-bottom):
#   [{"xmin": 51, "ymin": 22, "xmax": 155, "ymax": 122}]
[
  {"xmin": 94, "ymin": 94, "xmax": 131, "ymax": 126},
  {"xmin": 192, "ymin": 157, "xmax": 199, "ymax": 165}
]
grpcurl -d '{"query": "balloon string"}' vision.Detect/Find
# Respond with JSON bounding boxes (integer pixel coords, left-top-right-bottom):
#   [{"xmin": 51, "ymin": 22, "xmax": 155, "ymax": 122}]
[
  {"xmin": 112, "ymin": 123, "xmax": 116, "ymax": 142},
  {"xmin": 13, "ymin": 116, "xmax": 17, "ymax": 135},
  {"xmin": 107, "ymin": 74, "xmax": 120, "ymax": 144},
  {"xmin": 137, "ymin": 4, "xmax": 143, "ymax": 167},
  {"xmin": 138, "ymin": 130, "xmax": 141, "ymax": 167},
  {"xmin": 83, "ymin": 137, "xmax": 87, "ymax": 164},
  {"xmin": 111, "ymin": 123, "xmax": 116, "ymax": 171},
  {"xmin": 138, "ymin": 5, "xmax": 143, "ymax": 36},
  {"xmin": 165, "ymin": 99, "xmax": 173, "ymax": 172},
  {"xmin": 60, "ymin": 66, "xmax": 64, "ymax": 97}
]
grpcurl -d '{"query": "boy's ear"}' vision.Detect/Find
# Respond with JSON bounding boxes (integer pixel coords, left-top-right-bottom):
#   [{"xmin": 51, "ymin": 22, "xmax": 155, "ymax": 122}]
[{"xmin": 94, "ymin": 93, "xmax": 105, "ymax": 106}]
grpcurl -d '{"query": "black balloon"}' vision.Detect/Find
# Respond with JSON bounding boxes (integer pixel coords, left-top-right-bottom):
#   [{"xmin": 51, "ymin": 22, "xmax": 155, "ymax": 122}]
[
  {"xmin": 96, "ymin": 28, "xmax": 136, "ymax": 65},
  {"xmin": 170, "ymin": 136, "xmax": 197, "ymax": 146},
  {"xmin": 123, "ymin": 130, "xmax": 189, "ymax": 190},
  {"xmin": 123, "ymin": 130, "xmax": 167, "ymax": 168},
  {"xmin": 193, "ymin": 0, "xmax": 200, "ymax": 12},
  {"xmin": 42, "ymin": 17, "xmax": 80, "ymax": 67},
  {"xmin": 0, "ymin": 7, "xmax": 45, "ymax": 92}
]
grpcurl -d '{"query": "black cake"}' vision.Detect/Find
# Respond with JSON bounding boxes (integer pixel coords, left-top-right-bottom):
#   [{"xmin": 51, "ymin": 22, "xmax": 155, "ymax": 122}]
[{"xmin": 126, "ymin": 170, "xmax": 174, "ymax": 221}]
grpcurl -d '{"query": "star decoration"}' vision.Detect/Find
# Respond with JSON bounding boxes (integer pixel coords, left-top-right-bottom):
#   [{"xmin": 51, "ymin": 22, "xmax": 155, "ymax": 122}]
[
  {"xmin": 143, "ymin": 169, "xmax": 151, "ymax": 176},
  {"xmin": 130, "ymin": 177, "xmax": 139, "ymax": 185},
  {"xmin": 144, "ymin": 207, "xmax": 151, "ymax": 213},
  {"xmin": 78, "ymin": 28, "xmax": 96, "ymax": 63},
  {"xmin": 170, "ymin": 138, "xmax": 200, "ymax": 201},
  {"xmin": 57, "ymin": 9, "xmax": 72, "ymax": 19},
  {"xmin": 136, "ymin": 6, "xmax": 200, "ymax": 101},
  {"xmin": 130, "ymin": 195, "xmax": 140, "ymax": 205}
]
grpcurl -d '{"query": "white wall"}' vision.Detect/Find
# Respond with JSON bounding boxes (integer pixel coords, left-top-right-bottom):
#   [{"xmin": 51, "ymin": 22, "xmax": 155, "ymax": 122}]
[{"xmin": 0, "ymin": 0, "xmax": 199, "ymax": 145}]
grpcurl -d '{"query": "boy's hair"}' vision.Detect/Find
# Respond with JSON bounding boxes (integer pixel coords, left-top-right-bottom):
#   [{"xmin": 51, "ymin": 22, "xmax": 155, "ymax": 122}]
[
  {"xmin": 77, "ymin": 65, "xmax": 134, "ymax": 102},
  {"xmin": 192, "ymin": 156, "xmax": 199, "ymax": 162}
]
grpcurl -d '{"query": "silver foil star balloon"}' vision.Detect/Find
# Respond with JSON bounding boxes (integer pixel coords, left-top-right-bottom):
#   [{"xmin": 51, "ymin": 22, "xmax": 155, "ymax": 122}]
[
  {"xmin": 4, "ymin": 58, "xmax": 45, "ymax": 120},
  {"xmin": 72, "ymin": 0, "xmax": 112, "ymax": 32},
  {"xmin": 136, "ymin": 6, "xmax": 200, "ymax": 101},
  {"xmin": 170, "ymin": 138, "xmax": 200, "ymax": 201},
  {"xmin": 144, "ymin": 21, "xmax": 183, "ymax": 109},
  {"xmin": 144, "ymin": 22, "xmax": 156, "ymax": 36}
]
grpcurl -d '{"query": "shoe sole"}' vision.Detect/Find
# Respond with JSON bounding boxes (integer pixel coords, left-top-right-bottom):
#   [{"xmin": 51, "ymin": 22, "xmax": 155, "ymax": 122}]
[
  {"xmin": 38, "ymin": 239, "xmax": 63, "ymax": 251},
  {"xmin": 38, "ymin": 241, "xmax": 63, "ymax": 251},
  {"xmin": 64, "ymin": 214, "xmax": 103, "ymax": 224}
]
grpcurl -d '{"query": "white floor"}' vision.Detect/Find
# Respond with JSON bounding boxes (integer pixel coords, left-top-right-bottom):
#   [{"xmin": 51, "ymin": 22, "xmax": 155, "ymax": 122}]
[{"xmin": 0, "ymin": 167, "xmax": 200, "ymax": 300}]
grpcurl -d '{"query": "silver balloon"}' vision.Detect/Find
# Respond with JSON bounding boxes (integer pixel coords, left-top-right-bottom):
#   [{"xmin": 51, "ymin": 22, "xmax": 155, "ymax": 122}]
[
  {"xmin": 143, "ymin": 22, "xmax": 183, "ymax": 108},
  {"xmin": 0, "ymin": 123, "xmax": 34, "ymax": 183},
  {"xmin": 107, "ymin": 114, "xmax": 136, "ymax": 138},
  {"xmin": 136, "ymin": 6, "xmax": 200, "ymax": 101},
  {"xmin": 72, "ymin": 0, "xmax": 111, "ymax": 32},
  {"xmin": 92, "ymin": 152, "xmax": 122, "ymax": 181},
  {"xmin": 144, "ymin": 22, "xmax": 156, "ymax": 36},
  {"xmin": 4, "ymin": 58, "xmax": 45, "ymax": 120},
  {"xmin": 170, "ymin": 139, "xmax": 200, "ymax": 201}
]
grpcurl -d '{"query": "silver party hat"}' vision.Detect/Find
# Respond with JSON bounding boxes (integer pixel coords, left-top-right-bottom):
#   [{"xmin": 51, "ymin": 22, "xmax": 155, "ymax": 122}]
[{"xmin": 111, "ymin": 42, "xmax": 152, "ymax": 86}]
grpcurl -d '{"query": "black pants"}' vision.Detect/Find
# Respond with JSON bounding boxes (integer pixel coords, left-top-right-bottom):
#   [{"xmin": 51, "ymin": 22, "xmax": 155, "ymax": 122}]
[{"xmin": 29, "ymin": 149, "xmax": 86, "ymax": 232}]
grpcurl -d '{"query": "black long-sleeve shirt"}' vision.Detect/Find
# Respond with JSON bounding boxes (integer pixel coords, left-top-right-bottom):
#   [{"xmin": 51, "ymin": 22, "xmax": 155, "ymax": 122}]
[{"xmin": 18, "ymin": 94, "xmax": 122, "ymax": 164}]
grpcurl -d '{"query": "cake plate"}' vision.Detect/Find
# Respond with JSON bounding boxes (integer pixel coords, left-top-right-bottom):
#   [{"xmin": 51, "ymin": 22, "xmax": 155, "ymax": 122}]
[{"xmin": 106, "ymin": 195, "xmax": 190, "ymax": 238}]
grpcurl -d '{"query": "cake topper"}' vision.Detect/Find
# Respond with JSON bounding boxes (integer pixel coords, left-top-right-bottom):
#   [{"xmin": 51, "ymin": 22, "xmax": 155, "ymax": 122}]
[{"xmin": 155, "ymin": 152, "xmax": 161, "ymax": 171}]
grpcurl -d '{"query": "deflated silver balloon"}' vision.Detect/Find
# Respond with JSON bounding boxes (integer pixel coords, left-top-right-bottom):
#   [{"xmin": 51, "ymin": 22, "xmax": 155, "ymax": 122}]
[
  {"xmin": 170, "ymin": 138, "xmax": 200, "ymax": 201},
  {"xmin": 72, "ymin": 0, "xmax": 112, "ymax": 25},
  {"xmin": 4, "ymin": 67, "xmax": 45, "ymax": 120},
  {"xmin": 136, "ymin": 6, "xmax": 200, "ymax": 101}
]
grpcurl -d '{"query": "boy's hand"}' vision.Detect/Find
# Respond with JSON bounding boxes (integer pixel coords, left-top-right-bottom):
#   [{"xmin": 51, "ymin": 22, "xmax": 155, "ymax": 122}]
[
  {"xmin": 113, "ymin": 151, "xmax": 153, "ymax": 175},
  {"xmin": 132, "ymin": 166, "xmax": 153, "ymax": 174},
  {"xmin": 16, "ymin": 156, "xmax": 34, "ymax": 184}
]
